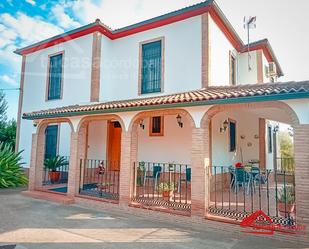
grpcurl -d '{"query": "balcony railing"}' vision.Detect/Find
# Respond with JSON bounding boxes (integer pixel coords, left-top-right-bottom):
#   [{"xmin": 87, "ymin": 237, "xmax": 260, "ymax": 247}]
[
  {"xmin": 79, "ymin": 159, "xmax": 119, "ymax": 201},
  {"xmin": 276, "ymin": 157, "xmax": 295, "ymax": 173},
  {"xmin": 132, "ymin": 162, "xmax": 191, "ymax": 213},
  {"xmin": 208, "ymin": 165, "xmax": 296, "ymax": 226}
]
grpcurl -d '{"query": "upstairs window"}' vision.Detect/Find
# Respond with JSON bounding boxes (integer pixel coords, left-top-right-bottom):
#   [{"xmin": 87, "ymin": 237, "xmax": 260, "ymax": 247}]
[
  {"xmin": 141, "ymin": 39, "xmax": 163, "ymax": 94},
  {"xmin": 44, "ymin": 125, "xmax": 58, "ymax": 159},
  {"xmin": 149, "ymin": 116, "xmax": 164, "ymax": 136},
  {"xmin": 47, "ymin": 53, "xmax": 63, "ymax": 100},
  {"xmin": 229, "ymin": 119, "xmax": 236, "ymax": 152},
  {"xmin": 229, "ymin": 53, "xmax": 236, "ymax": 86}
]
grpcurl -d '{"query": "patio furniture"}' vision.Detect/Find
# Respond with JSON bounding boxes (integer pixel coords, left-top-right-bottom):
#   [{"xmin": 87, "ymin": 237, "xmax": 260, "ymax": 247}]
[
  {"xmin": 144, "ymin": 165, "xmax": 162, "ymax": 189},
  {"xmin": 230, "ymin": 167, "xmax": 250, "ymax": 193},
  {"xmin": 178, "ymin": 168, "xmax": 191, "ymax": 192},
  {"xmin": 228, "ymin": 165, "xmax": 235, "ymax": 189}
]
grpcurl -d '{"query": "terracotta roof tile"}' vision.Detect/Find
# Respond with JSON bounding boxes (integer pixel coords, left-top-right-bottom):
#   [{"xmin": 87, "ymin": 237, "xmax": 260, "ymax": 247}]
[{"xmin": 23, "ymin": 81, "xmax": 309, "ymax": 120}]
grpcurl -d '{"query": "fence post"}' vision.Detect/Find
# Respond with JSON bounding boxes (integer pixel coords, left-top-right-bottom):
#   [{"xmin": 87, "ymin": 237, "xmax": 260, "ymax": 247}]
[
  {"xmin": 119, "ymin": 129, "xmax": 138, "ymax": 205},
  {"xmin": 294, "ymin": 124, "xmax": 309, "ymax": 226},
  {"xmin": 191, "ymin": 127, "xmax": 210, "ymax": 217}
]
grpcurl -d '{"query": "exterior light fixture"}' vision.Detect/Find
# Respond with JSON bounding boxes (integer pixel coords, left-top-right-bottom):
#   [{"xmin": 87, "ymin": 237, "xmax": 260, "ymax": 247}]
[
  {"xmin": 220, "ymin": 120, "xmax": 229, "ymax": 133},
  {"xmin": 273, "ymin": 124, "xmax": 279, "ymax": 133},
  {"xmin": 139, "ymin": 119, "xmax": 145, "ymax": 130},
  {"xmin": 176, "ymin": 114, "xmax": 183, "ymax": 128}
]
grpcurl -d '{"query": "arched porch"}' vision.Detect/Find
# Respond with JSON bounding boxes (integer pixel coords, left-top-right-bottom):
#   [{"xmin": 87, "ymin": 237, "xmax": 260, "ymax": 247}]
[{"xmin": 200, "ymin": 101, "xmax": 300, "ymax": 225}]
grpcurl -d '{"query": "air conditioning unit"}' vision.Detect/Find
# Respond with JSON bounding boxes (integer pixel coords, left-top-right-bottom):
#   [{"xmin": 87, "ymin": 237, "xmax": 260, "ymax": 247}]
[{"xmin": 266, "ymin": 62, "xmax": 277, "ymax": 77}]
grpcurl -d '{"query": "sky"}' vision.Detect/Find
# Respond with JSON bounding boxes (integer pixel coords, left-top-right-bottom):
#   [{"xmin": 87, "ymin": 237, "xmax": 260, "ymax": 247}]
[{"xmin": 0, "ymin": 0, "xmax": 309, "ymax": 120}]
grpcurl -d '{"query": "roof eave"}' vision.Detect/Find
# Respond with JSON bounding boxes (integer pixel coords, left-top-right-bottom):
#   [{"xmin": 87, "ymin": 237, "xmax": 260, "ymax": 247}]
[{"xmin": 22, "ymin": 91, "xmax": 309, "ymax": 120}]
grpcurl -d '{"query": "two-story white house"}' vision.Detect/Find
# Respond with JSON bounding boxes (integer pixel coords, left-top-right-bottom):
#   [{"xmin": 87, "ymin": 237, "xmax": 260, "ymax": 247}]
[{"xmin": 15, "ymin": 0, "xmax": 309, "ymax": 227}]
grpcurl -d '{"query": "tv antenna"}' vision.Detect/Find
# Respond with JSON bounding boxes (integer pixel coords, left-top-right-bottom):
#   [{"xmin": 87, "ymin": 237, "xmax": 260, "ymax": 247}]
[{"xmin": 243, "ymin": 16, "xmax": 256, "ymax": 71}]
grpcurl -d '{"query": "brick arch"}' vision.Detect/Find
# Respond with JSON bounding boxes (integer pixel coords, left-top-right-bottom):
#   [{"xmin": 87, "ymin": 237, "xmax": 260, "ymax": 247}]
[
  {"xmin": 128, "ymin": 108, "xmax": 196, "ymax": 133},
  {"xmin": 36, "ymin": 118, "xmax": 74, "ymax": 135},
  {"xmin": 76, "ymin": 114, "xmax": 125, "ymax": 133},
  {"xmin": 200, "ymin": 101, "xmax": 300, "ymax": 128}
]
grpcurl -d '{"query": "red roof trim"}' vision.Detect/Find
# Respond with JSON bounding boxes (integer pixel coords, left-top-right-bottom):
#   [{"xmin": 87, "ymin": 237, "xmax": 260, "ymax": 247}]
[
  {"xmin": 15, "ymin": 1, "xmax": 281, "ymax": 75},
  {"xmin": 208, "ymin": 5, "xmax": 242, "ymax": 51},
  {"xmin": 112, "ymin": 6, "xmax": 210, "ymax": 39}
]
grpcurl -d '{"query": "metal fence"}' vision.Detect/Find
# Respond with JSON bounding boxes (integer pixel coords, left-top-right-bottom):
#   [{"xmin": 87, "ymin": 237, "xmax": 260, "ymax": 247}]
[
  {"xmin": 42, "ymin": 156, "xmax": 70, "ymax": 186},
  {"xmin": 276, "ymin": 157, "xmax": 294, "ymax": 172},
  {"xmin": 208, "ymin": 165, "xmax": 296, "ymax": 226},
  {"xmin": 79, "ymin": 159, "xmax": 119, "ymax": 201},
  {"xmin": 132, "ymin": 162, "xmax": 191, "ymax": 212}
]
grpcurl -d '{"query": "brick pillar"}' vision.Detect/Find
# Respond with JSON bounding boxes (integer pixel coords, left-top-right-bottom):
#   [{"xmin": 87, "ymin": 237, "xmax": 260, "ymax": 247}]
[
  {"xmin": 28, "ymin": 133, "xmax": 38, "ymax": 191},
  {"xmin": 294, "ymin": 124, "xmax": 309, "ymax": 226},
  {"xmin": 29, "ymin": 128, "xmax": 46, "ymax": 191},
  {"xmin": 119, "ymin": 129, "xmax": 138, "ymax": 205},
  {"xmin": 191, "ymin": 127, "xmax": 210, "ymax": 216},
  {"xmin": 67, "ymin": 132, "xmax": 79, "ymax": 197}
]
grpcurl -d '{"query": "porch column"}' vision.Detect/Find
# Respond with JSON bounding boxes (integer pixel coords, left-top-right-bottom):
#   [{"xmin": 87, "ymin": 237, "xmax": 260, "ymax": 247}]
[
  {"xmin": 294, "ymin": 124, "xmax": 309, "ymax": 226},
  {"xmin": 119, "ymin": 129, "xmax": 138, "ymax": 205},
  {"xmin": 67, "ymin": 132, "xmax": 79, "ymax": 197},
  {"xmin": 28, "ymin": 130, "xmax": 45, "ymax": 191},
  {"xmin": 28, "ymin": 133, "xmax": 38, "ymax": 191},
  {"xmin": 191, "ymin": 127, "xmax": 210, "ymax": 217}
]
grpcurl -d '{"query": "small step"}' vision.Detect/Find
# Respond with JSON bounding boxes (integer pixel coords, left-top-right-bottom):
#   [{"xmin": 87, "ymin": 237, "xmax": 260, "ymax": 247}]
[{"xmin": 22, "ymin": 190, "xmax": 75, "ymax": 205}]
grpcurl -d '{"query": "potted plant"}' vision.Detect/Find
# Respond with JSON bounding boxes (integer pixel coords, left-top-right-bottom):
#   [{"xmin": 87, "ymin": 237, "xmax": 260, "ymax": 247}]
[
  {"xmin": 277, "ymin": 185, "xmax": 295, "ymax": 216},
  {"xmin": 158, "ymin": 182, "xmax": 175, "ymax": 198},
  {"xmin": 136, "ymin": 161, "xmax": 145, "ymax": 186},
  {"xmin": 44, "ymin": 156, "xmax": 68, "ymax": 183}
]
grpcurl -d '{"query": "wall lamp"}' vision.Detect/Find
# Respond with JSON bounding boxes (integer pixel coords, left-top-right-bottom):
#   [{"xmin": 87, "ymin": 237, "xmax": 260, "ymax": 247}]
[
  {"xmin": 220, "ymin": 120, "xmax": 229, "ymax": 133},
  {"xmin": 176, "ymin": 114, "xmax": 183, "ymax": 128}
]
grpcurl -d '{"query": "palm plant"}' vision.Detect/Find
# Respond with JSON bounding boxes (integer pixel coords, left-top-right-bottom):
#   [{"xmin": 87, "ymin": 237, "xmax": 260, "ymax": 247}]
[
  {"xmin": 44, "ymin": 156, "xmax": 68, "ymax": 172},
  {"xmin": 0, "ymin": 142, "xmax": 28, "ymax": 188}
]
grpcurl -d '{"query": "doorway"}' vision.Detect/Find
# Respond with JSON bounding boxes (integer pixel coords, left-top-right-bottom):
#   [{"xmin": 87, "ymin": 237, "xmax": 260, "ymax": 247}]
[{"xmin": 107, "ymin": 121, "xmax": 122, "ymax": 171}]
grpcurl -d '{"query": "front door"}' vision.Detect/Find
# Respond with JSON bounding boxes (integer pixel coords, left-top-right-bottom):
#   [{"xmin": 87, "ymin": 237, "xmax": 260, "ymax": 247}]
[
  {"xmin": 107, "ymin": 121, "xmax": 122, "ymax": 171},
  {"xmin": 45, "ymin": 125, "xmax": 58, "ymax": 159}
]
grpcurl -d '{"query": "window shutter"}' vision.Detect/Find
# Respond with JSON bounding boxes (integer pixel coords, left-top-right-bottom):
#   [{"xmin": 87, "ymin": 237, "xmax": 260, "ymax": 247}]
[
  {"xmin": 229, "ymin": 121, "xmax": 236, "ymax": 152},
  {"xmin": 44, "ymin": 125, "xmax": 58, "ymax": 159},
  {"xmin": 141, "ymin": 40, "xmax": 161, "ymax": 94},
  {"xmin": 48, "ymin": 54, "xmax": 63, "ymax": 100}
]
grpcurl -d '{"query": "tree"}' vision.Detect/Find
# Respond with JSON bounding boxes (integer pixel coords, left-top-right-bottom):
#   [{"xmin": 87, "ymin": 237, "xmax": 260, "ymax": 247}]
[
  {"xmin": 278, "ymin": 131, "xmax": 294, "ymax": 158},
  {"xmin": 0, "ymin": 120, "xmax": 16, "ymax": 149},
  {"xmin": 0, "ymin": 91, "xmax": 16, "ymax": 151}
]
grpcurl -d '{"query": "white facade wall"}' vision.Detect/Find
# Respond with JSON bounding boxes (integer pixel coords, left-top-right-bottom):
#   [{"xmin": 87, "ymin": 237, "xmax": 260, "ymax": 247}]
[
  {"xmin": 211, "ymin": 110, "xmax": 260, "ymax": 167},
  {"xmin": 262, "ymin": 53, "xmax": 269, "ymax": 83},
  {"xmin": 209, "ymin": 16, "xmax": 235, "ymax": 86},
  {"xmin": 87, "ymin": 120, "xmax": 108, "ymax": 160},
  {"xmin": 19, "ymin": 34, "xmax": 93, "ymax": 165},
  {"xmin": 237, "ymin": 51, "xmax": 258, "ymax": 85},
  {"xmin": 100, "ymin": 16, "xmax": 202, "ymax": 102},
  {"xmin": 58, "ymin": 122, "xmax": 71, "ymax": 157},
  {"xmin": 137, "ymin": 115, "xmax": 192, "ymax": 164}
]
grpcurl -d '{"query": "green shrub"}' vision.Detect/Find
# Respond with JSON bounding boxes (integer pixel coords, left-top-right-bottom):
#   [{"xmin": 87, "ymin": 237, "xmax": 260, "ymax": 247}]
[
  {"xmin": 0, "ymin": 143, "xmax": 28, "ymax": 188},
  {"xmin": 277, "ymin": 185, "xmax": 295, "ymax": 204},
  {"xmin": 44, "ymin": 156, "xmax": 68, "ymax": 172},
  {"xmin": 158, "ymin": 182, "xmax": 175, "ymax": 193}
]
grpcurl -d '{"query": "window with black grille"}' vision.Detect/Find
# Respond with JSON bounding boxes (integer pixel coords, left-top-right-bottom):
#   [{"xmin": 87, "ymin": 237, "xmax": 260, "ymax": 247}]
[{"xmin": 141, "ymin": 40, "xmax": 162, "ymax": 94}]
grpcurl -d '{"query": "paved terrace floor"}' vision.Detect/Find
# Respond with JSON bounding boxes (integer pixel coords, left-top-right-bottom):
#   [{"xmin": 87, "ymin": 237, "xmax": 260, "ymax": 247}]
[{"xmin": 0, "ymin": 188, "xmax": 308, "ymax": 249}]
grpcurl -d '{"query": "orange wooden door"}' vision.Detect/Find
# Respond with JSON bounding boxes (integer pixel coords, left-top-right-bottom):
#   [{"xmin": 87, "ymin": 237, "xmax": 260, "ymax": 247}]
[{"xmin": 107, "ymin": 121, "xmax": 122, "ymax": 171}]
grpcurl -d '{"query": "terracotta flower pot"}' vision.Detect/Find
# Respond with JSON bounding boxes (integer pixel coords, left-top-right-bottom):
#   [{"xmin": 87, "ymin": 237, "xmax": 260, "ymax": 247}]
[
  {"xmin": 278, "ymin": 202, "xmax": 295, "ymax": 216},
  {"xmin": 49, "ymin": 171, "xmax": 60, "ymax": 183},
  {"xmin": 162, "ymin": 190, "xmax": 172, "ymax": 198}
]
